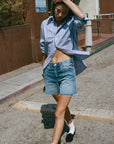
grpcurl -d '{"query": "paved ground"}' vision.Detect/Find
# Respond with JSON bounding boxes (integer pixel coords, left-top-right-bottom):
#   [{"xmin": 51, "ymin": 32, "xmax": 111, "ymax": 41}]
[{"xmin": 0, "ymin": 45, "xmax": 114, "ymax": 144}]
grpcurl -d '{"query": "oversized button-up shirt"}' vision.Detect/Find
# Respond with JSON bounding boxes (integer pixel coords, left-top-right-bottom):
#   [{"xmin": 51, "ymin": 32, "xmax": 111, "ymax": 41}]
[{"xmin": 40, "ymin": 14, "xmax": 90, "ymax": 75}]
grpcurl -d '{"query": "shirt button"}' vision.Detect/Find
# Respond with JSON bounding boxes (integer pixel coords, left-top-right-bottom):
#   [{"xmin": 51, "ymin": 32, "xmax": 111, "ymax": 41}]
[{"xmin": 54, "ymin": 64, "xmax": 56, "ymax": 66}]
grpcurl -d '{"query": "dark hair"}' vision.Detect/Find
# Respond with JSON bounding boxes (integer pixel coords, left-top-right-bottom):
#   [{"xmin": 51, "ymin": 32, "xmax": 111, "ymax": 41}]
[{"xmin": 50, "ymin": 1, "xmax": 74, "ymax": 17}]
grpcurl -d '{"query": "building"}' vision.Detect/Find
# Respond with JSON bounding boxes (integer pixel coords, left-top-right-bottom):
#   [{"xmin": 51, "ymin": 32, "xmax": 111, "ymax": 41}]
[{"xmin": 73, "ymin": 0, "xmax": 114, "ymax": 19}]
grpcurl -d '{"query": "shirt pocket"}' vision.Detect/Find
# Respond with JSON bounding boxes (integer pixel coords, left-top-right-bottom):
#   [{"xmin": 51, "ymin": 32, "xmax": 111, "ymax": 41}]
[
  {"xmin": 45, "ymin": 36, "xmax": 54, "ymax": 45},
  {"xmin": 45, "ymin": 29, "xmax": 55, "ymax": 43}
]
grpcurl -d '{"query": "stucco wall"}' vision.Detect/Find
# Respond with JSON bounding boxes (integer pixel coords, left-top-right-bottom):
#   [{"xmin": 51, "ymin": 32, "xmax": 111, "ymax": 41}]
[
  {"xmin": 25, "ymin": 0, "xmax": 49, "ymax": 62},
  {"xmin": 78, "ymin": 0, "xmax": 97, "ymax": 19},
  {"xmin": 0, "ymin": 25, "xmax": 33, "ymax": 75}
]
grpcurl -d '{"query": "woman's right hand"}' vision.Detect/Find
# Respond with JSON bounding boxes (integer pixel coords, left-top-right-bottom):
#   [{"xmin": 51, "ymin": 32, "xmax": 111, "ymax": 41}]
[
  {"xmin": 53, "ymin": 0, "xmax": 63, "ymax": 3},
  {"xmin": 42, "ymin": 74, "xmax": 44, "ymax": 78}
]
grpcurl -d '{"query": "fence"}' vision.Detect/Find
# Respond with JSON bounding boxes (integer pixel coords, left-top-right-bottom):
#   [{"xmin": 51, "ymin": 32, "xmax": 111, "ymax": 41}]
[{"xmin": 96, "ymin": 13, "xmax": 114, "ymax": 19}]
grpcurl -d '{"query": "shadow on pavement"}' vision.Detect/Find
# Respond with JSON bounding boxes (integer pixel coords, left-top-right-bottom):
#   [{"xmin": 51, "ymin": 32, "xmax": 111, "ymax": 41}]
[{"xmin": 41, "ymin": 104, "xmax": 75, "ymax": 144}]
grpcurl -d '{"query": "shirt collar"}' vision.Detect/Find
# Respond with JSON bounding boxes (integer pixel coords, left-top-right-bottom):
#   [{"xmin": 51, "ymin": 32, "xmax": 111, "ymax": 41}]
[{"xmin": 47, "ymin": 16, "xmax": 55, "ymax": 25}]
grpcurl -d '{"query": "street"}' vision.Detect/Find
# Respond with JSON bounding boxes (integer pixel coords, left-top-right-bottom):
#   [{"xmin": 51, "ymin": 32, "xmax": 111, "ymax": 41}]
[{"xmin": 0, "ymin": 45, "xmax": 114, "ymax": 144}]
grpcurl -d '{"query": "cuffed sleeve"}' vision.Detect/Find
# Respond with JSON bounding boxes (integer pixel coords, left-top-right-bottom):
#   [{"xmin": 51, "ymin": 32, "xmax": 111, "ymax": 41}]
[
  {"xmin": 40, "ymin": 22, "xmax": 48, "ymax": 54},
  {"xmin": 73, "ymin": 13, "xmax": 89, "ymax": 33}
]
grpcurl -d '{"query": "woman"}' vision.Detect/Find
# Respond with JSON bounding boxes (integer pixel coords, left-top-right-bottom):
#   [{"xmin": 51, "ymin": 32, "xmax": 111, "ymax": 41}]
[{"xmin": 40, "ymin": 0, "xmax": 90, "ymax": 144}]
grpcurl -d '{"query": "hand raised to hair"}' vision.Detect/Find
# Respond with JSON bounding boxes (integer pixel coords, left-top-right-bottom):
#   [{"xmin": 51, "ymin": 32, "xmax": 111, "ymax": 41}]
[{"xmin": 53, "ymin": 0, "xmax": 63, "ymax": 3}]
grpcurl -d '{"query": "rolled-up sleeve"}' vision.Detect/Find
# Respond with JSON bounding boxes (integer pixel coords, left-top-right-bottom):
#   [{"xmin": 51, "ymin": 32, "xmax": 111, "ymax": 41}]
[
  {"xmin": 40, "ymin": 22, "xmax": 47, "ymax": 54},
  {"xmin": 73, "ymin": 13, "xmax": 89, "ymax": 33}
]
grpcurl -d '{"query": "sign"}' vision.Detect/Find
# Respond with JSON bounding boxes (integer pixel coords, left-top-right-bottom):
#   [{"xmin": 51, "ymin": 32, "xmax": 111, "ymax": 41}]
[{"xmin": 35, "ymin": 0, "xmax": 46, "ymax": 13}]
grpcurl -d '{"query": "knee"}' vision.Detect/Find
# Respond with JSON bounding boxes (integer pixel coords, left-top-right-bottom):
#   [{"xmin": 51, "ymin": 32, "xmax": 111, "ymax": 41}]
[{"xmin": 55, "ymin": 110, "xmax": 65, "ymax": 119}]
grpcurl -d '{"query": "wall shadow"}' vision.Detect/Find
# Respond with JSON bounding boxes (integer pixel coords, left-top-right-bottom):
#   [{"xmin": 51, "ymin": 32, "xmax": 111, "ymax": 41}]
[{"xmin": 41, "ymin": 104, "xmax": 75, "ymax": 144}]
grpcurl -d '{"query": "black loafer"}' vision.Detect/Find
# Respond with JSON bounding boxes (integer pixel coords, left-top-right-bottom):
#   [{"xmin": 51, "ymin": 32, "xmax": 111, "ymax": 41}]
[{"xmin": 66, "ymin": 129, "xmax": 76, "ymax": 142}]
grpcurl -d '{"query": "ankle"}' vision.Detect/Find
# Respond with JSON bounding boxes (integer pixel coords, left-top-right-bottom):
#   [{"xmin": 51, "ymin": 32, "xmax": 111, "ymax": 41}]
[
  {"xmin": 67, "ymin": 120, "xmax": 72, "ymax": 125},
  {"xmin": 68, "ymin": 121, "xmax": 74, "ymax": 127},
  {"xmin": 64, "ymin": 119, "xmax": 72, "ymax": 125}
]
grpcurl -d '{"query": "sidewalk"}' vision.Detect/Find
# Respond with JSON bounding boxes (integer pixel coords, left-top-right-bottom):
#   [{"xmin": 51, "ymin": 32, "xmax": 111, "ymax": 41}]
[
  {"xmin": 0, "ymin": 33, "xmax": 114, "ymax": 103},
  {"xmin": 0, "ymin": 63, "xmax": 42, "ymax": 103}
]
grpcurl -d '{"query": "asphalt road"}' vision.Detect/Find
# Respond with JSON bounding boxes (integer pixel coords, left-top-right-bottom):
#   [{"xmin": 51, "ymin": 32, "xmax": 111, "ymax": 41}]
[{"xmin": 0, "ymin": 45, "xmax": 114, "ymax": 144}]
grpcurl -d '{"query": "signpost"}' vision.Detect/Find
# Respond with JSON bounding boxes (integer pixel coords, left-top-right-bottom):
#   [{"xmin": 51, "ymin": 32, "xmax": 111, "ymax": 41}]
[{"xmin": 35, "ymin": 0, "xmax": 46, "ymax": 13}]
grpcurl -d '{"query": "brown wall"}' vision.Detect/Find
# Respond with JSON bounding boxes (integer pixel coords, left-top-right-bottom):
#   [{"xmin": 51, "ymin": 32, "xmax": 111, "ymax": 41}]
[
  {"xmin": 25, "ymin": 0, "xmax": 49, "ymax": 62},
  {"xmin": 99, "ymin": 19, "xmax": 113, "ymax": 33},
  {"xmin": 0, "ymin": 0, "xmax": 49, "ymax": 75},
  {"xmin": 99, "ymin": 0, "xmax": 114, "ymax": 14},
  {"xmin": 0, "ymin": 25, "xmax": 33, "ymax": 75},
  {"xmin": 92, "ymin": 19, "xmax": 113, "ymax": 34}
]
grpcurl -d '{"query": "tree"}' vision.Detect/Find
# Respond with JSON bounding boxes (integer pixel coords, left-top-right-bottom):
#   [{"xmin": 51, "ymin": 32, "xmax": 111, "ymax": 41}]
[{"xmin": 0, "ymin": 0, "xmax": 27, "ymax": 28}]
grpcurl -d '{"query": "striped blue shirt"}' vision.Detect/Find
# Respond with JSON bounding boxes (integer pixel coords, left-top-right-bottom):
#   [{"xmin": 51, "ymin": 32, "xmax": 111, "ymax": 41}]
[{"xmin": 40, "ymin": 14, "xmax": 90, "ymax": 75}]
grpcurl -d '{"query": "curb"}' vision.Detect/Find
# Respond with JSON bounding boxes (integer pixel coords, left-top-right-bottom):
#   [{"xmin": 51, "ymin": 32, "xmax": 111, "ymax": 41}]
[
  {"xmin": 90, "ymin": 42, "xmax": 114, "ymax": 56},
  {"xmin": 0, "ymin": 79, "xmax": 43, "ymax": 104},
  {"xmin": 12, "ymin": 101, "xmax": 114, "ymax": 121}
]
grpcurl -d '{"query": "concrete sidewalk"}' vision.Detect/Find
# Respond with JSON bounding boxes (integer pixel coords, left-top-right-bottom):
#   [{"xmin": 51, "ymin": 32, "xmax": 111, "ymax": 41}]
[
  {"xmin": 0, "ymin": 33, "xmax": 114, "ymax": 103},
  {"xmin": 0, "ymin": 63, "xmax": 43, "ymax": 103}
]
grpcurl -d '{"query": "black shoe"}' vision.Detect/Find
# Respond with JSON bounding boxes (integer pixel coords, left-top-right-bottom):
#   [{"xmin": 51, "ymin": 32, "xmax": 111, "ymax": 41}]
[{"xmin": 66, "ymin": 129, "xmax": 76, "ymax": 142}]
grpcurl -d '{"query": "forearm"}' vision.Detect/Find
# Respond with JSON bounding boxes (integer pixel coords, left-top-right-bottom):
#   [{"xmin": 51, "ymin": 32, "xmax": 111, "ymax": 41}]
[{"xmin": 62, "ymin": 0, "xmax": 84, "ymax": 18}]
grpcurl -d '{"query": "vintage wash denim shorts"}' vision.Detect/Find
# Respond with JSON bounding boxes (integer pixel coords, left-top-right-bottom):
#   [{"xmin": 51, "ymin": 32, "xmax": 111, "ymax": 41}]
[{"xmin": 44, "ymin": 58, "xmax": 77, "ymax": 95}]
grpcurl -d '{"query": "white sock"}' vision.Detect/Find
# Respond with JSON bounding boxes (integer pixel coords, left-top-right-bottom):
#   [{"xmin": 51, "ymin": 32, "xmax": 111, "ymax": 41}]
[{"xmin": 68, "ymin": 122, "xmax": 75, "ymax": 134}]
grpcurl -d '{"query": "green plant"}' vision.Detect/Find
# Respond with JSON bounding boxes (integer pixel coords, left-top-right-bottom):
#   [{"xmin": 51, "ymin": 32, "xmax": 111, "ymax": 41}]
[{"xmin": 0, "ymin": 0, "xmax": 27, "ymax": 28}]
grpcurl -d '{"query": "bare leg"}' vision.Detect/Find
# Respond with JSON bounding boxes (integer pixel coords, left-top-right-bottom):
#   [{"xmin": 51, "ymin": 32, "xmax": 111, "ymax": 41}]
[
  {"xmin": 53, "ymin": 94, "xmax": 72, "ymax": 124},
  {"xmin": 52, "ymin": 95, "xmax": 72, "ymax": 144}
]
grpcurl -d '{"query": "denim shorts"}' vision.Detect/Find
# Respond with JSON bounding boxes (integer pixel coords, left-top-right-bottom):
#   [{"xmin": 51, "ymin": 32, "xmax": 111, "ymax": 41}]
[{"xmin": 44, "ymin": 58, "xmax": 77, "ymax": 95}]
